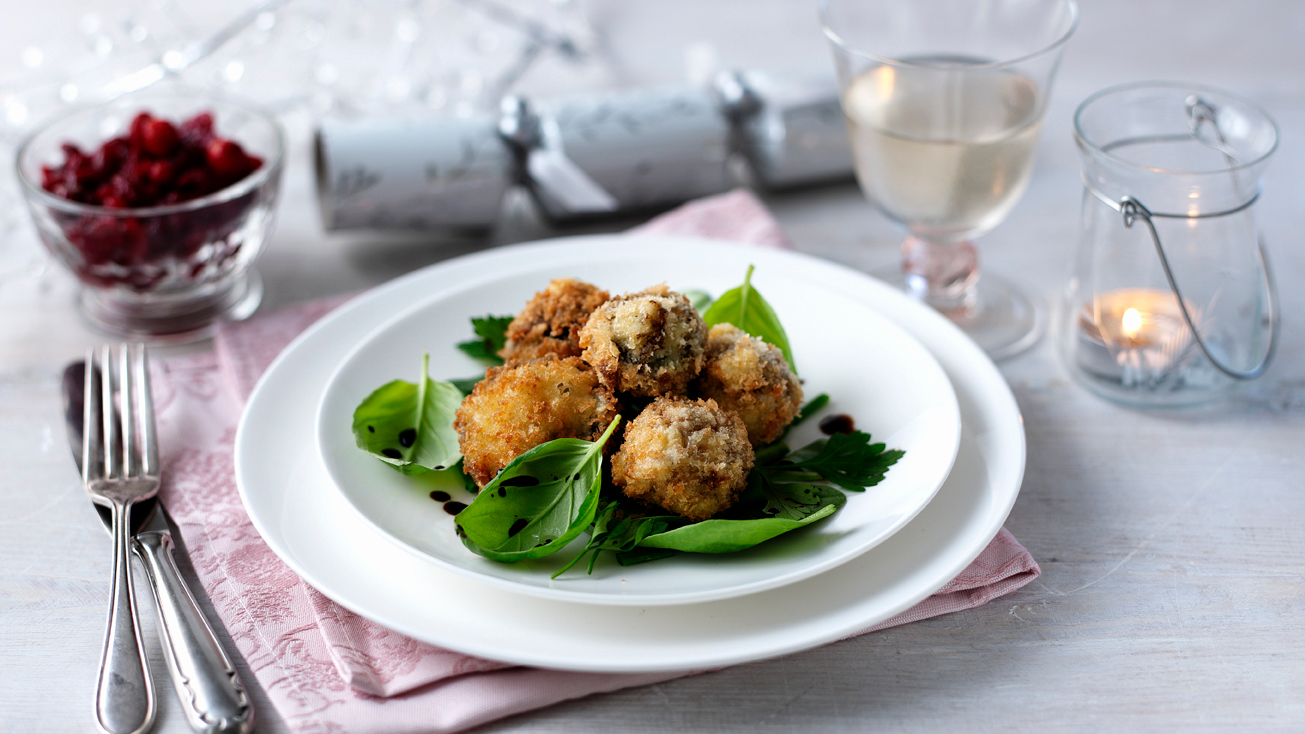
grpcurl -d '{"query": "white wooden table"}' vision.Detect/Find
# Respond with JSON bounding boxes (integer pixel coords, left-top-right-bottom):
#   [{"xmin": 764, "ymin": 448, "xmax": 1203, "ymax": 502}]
[{"xmin": 3, "ymin": 1, "xmax": 1304, "ymax": 731}]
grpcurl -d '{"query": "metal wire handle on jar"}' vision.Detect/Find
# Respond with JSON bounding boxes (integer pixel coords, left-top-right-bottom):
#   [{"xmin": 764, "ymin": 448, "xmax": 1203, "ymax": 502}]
[{"xmin": 1081, "ymin": 96, "xmax": 1279, "ymax": 381}]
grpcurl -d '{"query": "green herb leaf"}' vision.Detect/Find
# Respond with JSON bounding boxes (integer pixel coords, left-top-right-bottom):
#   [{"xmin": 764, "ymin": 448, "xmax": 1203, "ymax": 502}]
[
  {"xmin": 702, "ymin": 265, "xmax": 796, "ymax": 372},
  {"xmin": 546, "ymin": 429, "xmax": 900, "ymax": 570},
  {"xmin": 552, "ymin": 502, "xmax": 686, "ymax": 578},
  {"xmin": 790, "ymin": 431, "xmax": 905, "ymax": 492},
  {"xmin": 681, "ymin": 289, "xmax": 715, "ymax": 315},
  {"xmin": 752, "ymin": 441, "xmax": 791, "ymax": 468},
  {"xmin": 636, "ymin": 503, "xmax": 838, "ymax": 554},
  {"xmin": 455, "ymin": 417, "xmax": 621, "ymax": 563},
  {"xmin": 351, "ymin": 354, "xmax": 463, "ymax": 475},
  {"xmin": 456, "ymin": 315, "xmax": 514, "ymax": 365},
  {"xmin": 615, "ymin": 546, "xmax": 680, "ymax": 566},
  {"xmin": 449, "ymin": 375, "xmax": 483, "ymax": 396},
  {"xmin": 452, "ymin": 457, "xmax": 480, "ymax": 493},
  {"xmin": 626, "ymin": 467, "xmax": 842, "ymax": 554},
  {"xmin": 758, "ymin": 477, "xmax": 847, "ymax": 520}
]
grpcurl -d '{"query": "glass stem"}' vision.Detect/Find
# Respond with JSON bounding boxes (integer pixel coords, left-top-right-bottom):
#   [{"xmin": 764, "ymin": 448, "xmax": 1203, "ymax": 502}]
[{"xmin": 902, "ymin": 236, "xmax": 979, "ymax": 318}]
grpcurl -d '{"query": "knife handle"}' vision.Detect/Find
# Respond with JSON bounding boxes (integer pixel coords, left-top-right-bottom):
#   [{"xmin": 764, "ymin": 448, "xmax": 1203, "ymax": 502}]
[{"xmin": 134, "ymin": 530, "xmax": 254, "ymax": 734}]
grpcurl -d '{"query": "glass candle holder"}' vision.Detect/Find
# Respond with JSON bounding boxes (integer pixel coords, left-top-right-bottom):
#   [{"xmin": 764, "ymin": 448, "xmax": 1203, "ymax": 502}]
[
  {"xmin": 1059, "ymin": 82, "xmax": 1278, "ymax": 407},
  {"xmin": 17, "ymin": 93, "xmax": 285, "ymax": 342}
]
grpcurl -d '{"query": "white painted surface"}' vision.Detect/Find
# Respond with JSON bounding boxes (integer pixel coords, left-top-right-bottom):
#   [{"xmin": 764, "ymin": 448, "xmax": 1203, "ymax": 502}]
[{"xmin": 2, "ymin": 0, "xmax": 1303, "ymax": 731}]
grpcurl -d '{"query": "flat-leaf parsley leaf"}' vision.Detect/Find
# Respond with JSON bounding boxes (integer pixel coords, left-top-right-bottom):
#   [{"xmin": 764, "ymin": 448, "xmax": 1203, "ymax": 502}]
[{"xmin": 456, "ymin": 315, "xmax": 513, "ymax": 365}]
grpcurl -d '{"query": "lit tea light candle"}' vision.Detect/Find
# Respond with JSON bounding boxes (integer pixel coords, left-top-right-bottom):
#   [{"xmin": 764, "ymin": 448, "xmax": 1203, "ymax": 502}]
[
  {"xmin": 1121, "ymin": 307, "xmax": 1142, "ymax": 340},
  {"xmin": 1075, "ymin": 288, "xmax": 1194, "ymax": 385}
]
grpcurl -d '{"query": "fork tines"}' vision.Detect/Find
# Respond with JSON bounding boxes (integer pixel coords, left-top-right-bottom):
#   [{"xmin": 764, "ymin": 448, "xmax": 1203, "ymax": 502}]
[{"xmin": 83, "ymin": 343, "xmax": 158, "ymax": 491}]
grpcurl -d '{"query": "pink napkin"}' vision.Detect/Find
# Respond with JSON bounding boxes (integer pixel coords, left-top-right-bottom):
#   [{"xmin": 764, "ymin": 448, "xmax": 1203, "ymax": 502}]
[{"xmin": 153, "ymin": 189, "xmax": 1039, "ymax": 733}]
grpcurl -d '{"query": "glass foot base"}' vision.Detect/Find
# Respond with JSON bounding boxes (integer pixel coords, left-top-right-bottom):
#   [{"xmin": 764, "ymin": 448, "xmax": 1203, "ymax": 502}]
[
  {"xmin": 78, "ymin": 269, "xmax": 264, "ymax": 344},
  {"xmin": 875, "ymin": 267, "xmax": 1045, "ymax": 360}
]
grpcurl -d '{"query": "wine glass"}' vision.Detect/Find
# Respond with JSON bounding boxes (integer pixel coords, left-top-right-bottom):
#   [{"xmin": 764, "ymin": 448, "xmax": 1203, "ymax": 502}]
[{"xmin": 821, "ymin": 0, "xmax": 1077, "ymax": 359}]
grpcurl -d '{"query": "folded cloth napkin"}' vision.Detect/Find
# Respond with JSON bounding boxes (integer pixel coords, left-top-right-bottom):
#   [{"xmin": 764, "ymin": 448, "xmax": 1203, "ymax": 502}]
[{"xmin": 152, "ymin": 189, "xmax": 1039, "ymax": 734}]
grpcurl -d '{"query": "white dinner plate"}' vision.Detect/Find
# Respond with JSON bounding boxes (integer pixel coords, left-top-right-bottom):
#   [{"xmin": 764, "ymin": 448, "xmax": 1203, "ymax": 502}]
[
  {"xmin": 315, "ymin": 256, "xmax": 960, "ymax": 605},
  {"xmin": 235, "ymin": 234, "xmax": 1027, "ymax": 672}
]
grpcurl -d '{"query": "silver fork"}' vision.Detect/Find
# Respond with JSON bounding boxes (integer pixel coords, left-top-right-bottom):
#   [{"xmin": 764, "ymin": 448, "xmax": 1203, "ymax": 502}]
[{"xmin": 84, "ymin": 343, "xmax": 158, "ymax": 734}]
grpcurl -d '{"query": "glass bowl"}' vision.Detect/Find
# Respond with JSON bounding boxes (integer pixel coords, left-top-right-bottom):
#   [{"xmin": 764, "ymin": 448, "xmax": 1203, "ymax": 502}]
[{"xmin": 16, "ymin": 93, "xmax": 285, "ymax": 341}]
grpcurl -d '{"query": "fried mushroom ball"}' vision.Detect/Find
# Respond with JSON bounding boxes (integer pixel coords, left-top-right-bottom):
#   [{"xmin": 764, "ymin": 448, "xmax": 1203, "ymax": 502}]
[
  {"xmin": 611, "ymin": 397, "xmax": 754, "ymax": 521},
  {"xmin": 499, "ymin": 278, "xmax": 610, "ymax": 364},
  {"xmin": 454, "ymin": 355, "xmax": 618, "ymax": 488},
  {"xmin": 696, "ymin": 323, "xmax": 804, "ymax": 445},
  {"xmin": 579, "ymin": 284, "xmax": 707, "ymax": 397}
]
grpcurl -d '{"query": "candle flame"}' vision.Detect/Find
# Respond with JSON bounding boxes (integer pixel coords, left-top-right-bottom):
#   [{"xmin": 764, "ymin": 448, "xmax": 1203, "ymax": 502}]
[
  {"xmin": 876, "ymin": 65, "xmax": 895, "ymax": 100},
  {"xmin": 1122, "ymin": 308, "xmax": 1142, "ymax": 338}
]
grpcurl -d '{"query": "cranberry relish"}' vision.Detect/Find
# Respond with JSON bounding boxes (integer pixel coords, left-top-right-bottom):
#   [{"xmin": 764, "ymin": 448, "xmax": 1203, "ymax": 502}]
[
  {"xmin": 38, "ymin": 110, "xmax": 267, "ymax": 290},
  {"xmin": 40, "ymin": 111, "xmax": 262, "ymax": 208}
]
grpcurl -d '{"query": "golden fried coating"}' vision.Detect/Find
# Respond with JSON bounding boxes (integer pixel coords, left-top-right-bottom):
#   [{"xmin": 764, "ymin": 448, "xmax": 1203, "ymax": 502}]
[
  {"xmin": 579, "ymin": 284, "xmax": 707, "ymax": 397},
  {"xmin": 454, "ymin": 355, "xmax": 618, "ymax": 488},
  {"xmin": 696, "ymin": 323, "xmax": 804, "ymax": 445},
  {"xmin": 500, "ymin": 278, "xmax": 609, "ymax": 364},
  {"xmin": 611, "ymin": 397, "xmax": 754, "ymax": 521}
]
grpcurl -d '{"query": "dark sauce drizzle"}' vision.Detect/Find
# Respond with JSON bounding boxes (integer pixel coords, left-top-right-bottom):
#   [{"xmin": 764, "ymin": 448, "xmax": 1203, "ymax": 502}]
[
  {"xmin": 819, "ymin": 413, "xmax": 856, "ymax": 435},
  {"xmin": 398, "ymin": 428, "xmax": 416, "ymax": 447}
]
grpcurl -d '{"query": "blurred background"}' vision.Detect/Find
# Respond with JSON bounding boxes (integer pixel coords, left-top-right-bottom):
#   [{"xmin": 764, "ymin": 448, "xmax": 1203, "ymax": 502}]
[{"xmin": 0, "ymin": 0, "xmax": 1299, "ymax": 327}]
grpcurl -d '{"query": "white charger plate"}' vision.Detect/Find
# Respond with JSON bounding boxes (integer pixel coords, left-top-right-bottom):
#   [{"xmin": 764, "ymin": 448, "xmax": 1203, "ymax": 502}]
[
  {"xmin": 235, "ymin": 234, "xmax": 1027, "ymax": 672},
  {"xmin": 315, "ymin": 257, "xmax": 960, "ymax": 605}
]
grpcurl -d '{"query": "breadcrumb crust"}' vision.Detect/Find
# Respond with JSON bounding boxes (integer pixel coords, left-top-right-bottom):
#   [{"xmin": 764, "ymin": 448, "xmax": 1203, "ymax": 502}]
[
  {"xmin": 612, "ymin": 396, "xmax": 754, "ymax": 521},
  {"xmin": 578, "ymin": 283, "xmax": 706, "ymax": 397},
  {"xmin": 500, "ymin": 278, "xmax": 610, "ymax": 364},
  {"xmin": 454, "ymin": 355, "xmax": 618, "ymax": 488},
  {"xmin": 696, "ymin": 323, "xmax": 803, "ymax": 445}
]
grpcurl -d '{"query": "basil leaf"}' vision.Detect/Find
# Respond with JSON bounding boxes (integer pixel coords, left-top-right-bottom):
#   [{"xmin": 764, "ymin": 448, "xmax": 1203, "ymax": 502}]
[
  {"xmin": 618, "ymin": 429, "xmax": 899, "ymax": 562},
  {"xmin": 792, "ymin": 431, "xmax": 905, "ymax": 492},
  {"xmin": 636, "ymin": 503, "xmax": 838, "ymax": 554},
  {"xmin": 351, "ymin": 354, "xmax": 463, "ymax": 475},
  {"xmin": 702, "ymin": 265, "xmax": 796, "ymax": 372},
  {"xmin": 455, "ymin": 417, "xmax": 621, "ymax": 563},
  {"xmin": 449, "ymin": 375, "xmax": 482, "ymax": 396},
  {"xmin": 553, "ymin": 502, "xmax": 686, "ymax": 578},
  {"xmin": 681, "ymin": 289, "xmax": 715, "ymax": 315},
  {"xmin": 615, "ymin": 546, "xmax": 679, "ymax": 566},
  {"xmin": 456, "ymin": 314, "xmax": 513, "ymax": 365},
  {"xmin": 628, "ymin": 466, "xmax": 840, "ymax": 554}
]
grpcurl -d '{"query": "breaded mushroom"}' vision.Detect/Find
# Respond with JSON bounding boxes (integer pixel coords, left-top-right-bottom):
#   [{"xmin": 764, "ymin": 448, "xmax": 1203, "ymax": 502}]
[
  {"xmin": 499, "ymin": 278, "xmax": 610, "ymax": 364},
  {"xmin": 579, "ymin": 284, "xmax": 707, "ymax": 397},
  {"xmin": 454, "ymin": 355, "xmax": 618, "ymax": 488},
  {"xmin": 612, "ymin": 397, "xmax": 754, "ymax": 521},
  {"xmin": 696, "ymin": 323, "xmax": 804, "ymax": 445}
]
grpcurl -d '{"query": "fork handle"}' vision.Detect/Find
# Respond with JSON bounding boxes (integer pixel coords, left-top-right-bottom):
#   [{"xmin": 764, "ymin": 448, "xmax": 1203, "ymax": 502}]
[
  {"xmin": 134, "ymin": 529, "xmax": 254, "ymax": 734},
  {"xmin": 97, "ymin": 500, "xmax": 155, "ymax": 734}
]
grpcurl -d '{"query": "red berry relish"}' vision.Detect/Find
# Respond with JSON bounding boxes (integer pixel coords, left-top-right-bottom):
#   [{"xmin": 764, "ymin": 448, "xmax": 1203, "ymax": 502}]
[
  {"xmin": 37, "ymin": 110, "xmax": 268, "ymax": 290},
  {"xmin": 40, "ymin": 111, "xmax": 262, "ymax": 208}
]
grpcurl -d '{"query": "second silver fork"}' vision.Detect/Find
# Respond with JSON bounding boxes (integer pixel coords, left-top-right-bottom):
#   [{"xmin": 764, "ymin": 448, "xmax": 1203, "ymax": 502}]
[{"xmin": 84, "ymin": 343, "xmax": 158, "ymax": 734}]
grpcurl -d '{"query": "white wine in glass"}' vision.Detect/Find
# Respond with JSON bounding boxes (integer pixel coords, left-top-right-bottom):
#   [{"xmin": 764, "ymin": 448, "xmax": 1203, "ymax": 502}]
[
  {"xmin": 844, "ymin": 64, "xmax": 1042, "ymax": 240},
  {"xmin": 822, "ymin": 0, "xmax": 1077, "ymax": 359}
]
